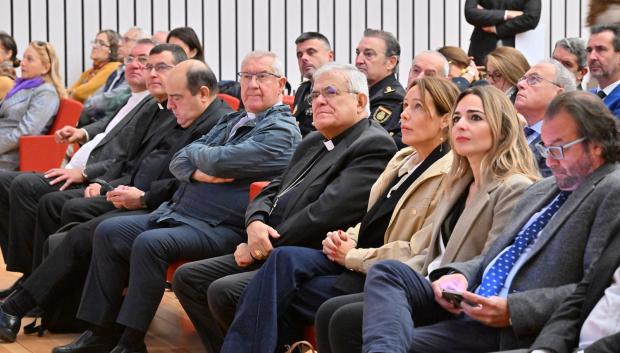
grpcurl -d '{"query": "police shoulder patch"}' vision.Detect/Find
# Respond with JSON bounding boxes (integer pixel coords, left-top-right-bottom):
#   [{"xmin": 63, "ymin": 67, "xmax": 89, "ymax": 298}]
[
  {"xmin": 384, "ymin": 86, "xmax": 395, "ymax": 94},
  {"xmin": 373, "ymin": 106, "xmax": 392, "ymax": 123}
]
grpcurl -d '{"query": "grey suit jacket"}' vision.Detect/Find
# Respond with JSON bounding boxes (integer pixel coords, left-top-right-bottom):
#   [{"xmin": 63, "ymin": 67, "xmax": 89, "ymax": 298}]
[
  {"xmin": 432, "ymin": 162, "xmax": 620, "ymax": 350},
  {"xmin": 0, "ymin": 82, "xmax": 59, "ymax": 170},
  {"xmin": 529, "ymin": 223, "xmax": 620, "ymax": 353}
]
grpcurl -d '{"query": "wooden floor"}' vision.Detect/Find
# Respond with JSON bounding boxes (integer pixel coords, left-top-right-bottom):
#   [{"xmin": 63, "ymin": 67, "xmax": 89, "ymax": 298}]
[{"xmin": 0, "ymin": 258, "xmax": 205, "ymax": 353}]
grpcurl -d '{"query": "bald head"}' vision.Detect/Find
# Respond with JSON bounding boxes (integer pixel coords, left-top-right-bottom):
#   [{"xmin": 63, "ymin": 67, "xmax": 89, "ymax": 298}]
[
  {"xmin": 407, "ymin": 51, "xmax": 449, "ymax": 87},
  {"xmin": 166, "ymin": 59, "xmax": 219, "ymax": 128}
]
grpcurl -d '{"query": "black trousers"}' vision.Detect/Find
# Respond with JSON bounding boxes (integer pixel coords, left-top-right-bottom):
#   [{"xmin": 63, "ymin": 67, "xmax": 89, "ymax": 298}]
[
  {"xmin": 172, "ymin": 254, "xmax": 262, "ymax": 353},
  {"xmin": 315, "ymin": 293, "xmax": 364, "ymax": 353},
  {"xmin": 0, "ymin": 171, "xmax": 83, "ymax": 275}
]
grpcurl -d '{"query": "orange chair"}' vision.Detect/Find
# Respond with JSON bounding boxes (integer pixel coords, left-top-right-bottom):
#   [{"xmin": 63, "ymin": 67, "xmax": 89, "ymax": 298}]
[
  {"xmin": 283, "ymin": 95, "xmax": 295, "ymax": 111},
  {"xmin": 18, "ymin": 98, "xmax": 83, "ymax": 172},
  {"xmin": 165, "ymin": 181, "xmax": 270, "ymax": 282},
  {"xmin": 217, "ymin": 93, "xmax": 241, "ymax": 111}
]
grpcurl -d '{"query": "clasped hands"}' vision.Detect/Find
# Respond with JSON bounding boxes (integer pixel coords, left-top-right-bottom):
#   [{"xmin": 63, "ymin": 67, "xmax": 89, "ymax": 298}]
[
  {"xmin": 322, "ymin": 230, "xmax": 356, "ymax": 266},
  {"xmin": 431, "ymin": 273, "xmax": 511, "ymax": 327}
]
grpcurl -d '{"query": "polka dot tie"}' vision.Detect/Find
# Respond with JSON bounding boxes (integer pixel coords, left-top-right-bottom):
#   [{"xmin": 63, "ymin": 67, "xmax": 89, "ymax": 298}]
[{"xmin": 476, "ymin": 190, "xmax": 571, "ymax": 297}]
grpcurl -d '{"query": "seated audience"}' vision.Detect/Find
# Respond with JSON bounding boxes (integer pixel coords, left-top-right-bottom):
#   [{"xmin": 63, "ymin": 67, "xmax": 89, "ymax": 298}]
[
  {"xmin": 438, "ymin": 46, "xmax": 482, "ymax": 89},
  {"xmin": 355, "ymin": 29, "xmax": 406, "ymax": 147},
  {"xmin": 167, "ymin": 27, "xmax": 205, "ymax": 62},
  {"xmin": 219, "ymin": 77, "xmax": 461, "ymax": 352},
  {"xmin": 553, "ymin": 38, "xmax": 588, "ymax": 91},
  {"xmin": 515, "ymin": 58, "xmax": 576, "ymax": 177},
  {"xmin": 485, "ymin": 46, "xmax": 530, "ymax": 103},
  {"xmin": 0, "ymin": 32, "xmax": 19, "ymax": 100},
  {"xmin": 78, "ymin": 27, "xmax": 148, "ymax": 126},
  {"xmin": 172, "ymin": 62, "xmax": 397, "ymax": 353},
  {"xmin": 292, "ymin": 32, "xmax": 334, "ymax": 137},
  {"xmin": 587, "ymin": 24, "xmax": 620, "ymax": 118},
  {"xmin": 0, "ymin": 40, "xmax": 66, "ymax": 171},
  {"xmin": 67, "ymin": 29, "xmax": 121, "ymax": 102},
  {"xmin": 52, "ymin": 50, "xmax": 301, "ymax": 353},
  {"xmin": 361, "ymin": 90, "xmax": 620, "ymax": 353},
  {"xmin": 316, "ymin": 84, "xmax": 540, "ymax": 353}
]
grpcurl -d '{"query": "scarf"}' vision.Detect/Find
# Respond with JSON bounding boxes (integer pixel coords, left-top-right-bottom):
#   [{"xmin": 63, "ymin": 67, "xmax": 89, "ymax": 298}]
[{"xmin": 4, "ymin": 76, "xmax": 45, "ymax": 100}]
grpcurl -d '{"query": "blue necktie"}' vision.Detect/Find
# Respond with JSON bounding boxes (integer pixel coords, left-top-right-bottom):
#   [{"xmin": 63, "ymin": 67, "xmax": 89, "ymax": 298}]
[
  {"xmin": 476, "ymin": 190, "xmax": 571, "ymax": 297},
  {"xmin": 523, "ymin": 126, "xmax": 537, "ymax": 139}
]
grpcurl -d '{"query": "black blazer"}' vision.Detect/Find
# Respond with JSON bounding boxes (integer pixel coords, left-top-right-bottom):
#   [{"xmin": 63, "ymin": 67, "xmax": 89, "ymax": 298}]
[
  {"xmin": 531, "ymin": 231, "xmax": 620, "ymax": 353},
  {"xmin": 245, "ymin": 118, "xmax": 397, "ymax": 249},
  {"xmin": 465, "ymin": 0, "xmax": 541, "ymax": 65}
]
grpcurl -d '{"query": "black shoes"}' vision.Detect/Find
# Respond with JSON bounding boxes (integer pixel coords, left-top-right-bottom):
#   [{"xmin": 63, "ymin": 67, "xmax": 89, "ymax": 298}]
[
  {"xmin": 0, "ymin": 307, "xmax": 21, "ymax": 342},
  {"xmin": 110, "ymin": 344, "xmax": 149, "ymax": 353},
  {"xmin": 0, "ymin": 277, "xmax": 24, "ymax": 300},
  {"xmin": 51, "ymin": 330, "xmax": 117, "ymax": 353}
]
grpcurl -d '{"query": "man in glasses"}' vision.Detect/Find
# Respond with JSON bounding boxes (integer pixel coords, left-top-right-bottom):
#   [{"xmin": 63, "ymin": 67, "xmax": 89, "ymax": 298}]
[
  {"xmin": 587, "ymin": 24, "xmax": 620, "ymax": 118},
  {"xmin": 355, "ymin": 29, "xmax": 406, "ymax": 148},
  {"xmin": 79, "ymin": 27, "xmax": 149, "ymax": 126},
  {"xmin": 361, "ymin": 90, "xmax": 620, "ymax": 353},
  {"xmin": 172, "ymin": 62, "xmax": 397, "ymax": 353},
  {"xmin": 515, "ymin": 58, "xmax": 576, "ymax": 177}
]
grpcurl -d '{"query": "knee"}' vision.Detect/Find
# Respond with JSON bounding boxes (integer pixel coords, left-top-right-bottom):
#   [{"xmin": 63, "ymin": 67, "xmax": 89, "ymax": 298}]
[
  {"xmin": 172, "ymin": 263, "xmax": 205, "ymax": 299},
  {"xmin": 12, "ymin": 173, "xmax": 45, "ymax": 195},
  {"xmin": 131, "ymin": 232, "xmax": 170, "ymax": 261},
  {"xmin": 92, "ymin": 218, "xmax": 124, "ymax": 253},
  {"xmin": 366, "ymin": 260, "xmax": 408, "ymax": 281}
]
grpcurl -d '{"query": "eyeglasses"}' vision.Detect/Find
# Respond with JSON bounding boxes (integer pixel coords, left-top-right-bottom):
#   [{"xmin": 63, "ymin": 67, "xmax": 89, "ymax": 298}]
[
  {"xmin": 32, "ymin": 41, "xmax": 51, "ymax": 60},
  {"xmin": 237, "ymin": 71, "xmax": 281, "ymax": 83},
  {"xmin": 486, "ymin": 70, "xmax": 502, "ymax": 81},
  {"xmin": 518, "ymin": 74, "xmax": 562, "ymax": 88},
  {"xmin": 536, "ymin": 137, "xmax": 588, "ymax": 160},
  {"xmin": 310, "ymin": 86, "xmax": 356, "ymax": 101},
  {"xmin": 143, "ymin": 63, "xmax": 174, "ymax": 72},
  {"xmin": 124, "ymin": 55, "xmax": 149, "ymax": 65},
  {"xmin": 91, "ymin": 40, "xmax": 110, "ymax": 48},
  {"xmin": 121, "ymin": 36, "xmax": 136, "ymax": 43}
]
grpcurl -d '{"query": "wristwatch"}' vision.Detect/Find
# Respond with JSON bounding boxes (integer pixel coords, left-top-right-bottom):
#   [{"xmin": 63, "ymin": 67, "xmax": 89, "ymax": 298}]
[{"xmin": 139, "ymin": 192, "xmax": 147, "ymax": 209}]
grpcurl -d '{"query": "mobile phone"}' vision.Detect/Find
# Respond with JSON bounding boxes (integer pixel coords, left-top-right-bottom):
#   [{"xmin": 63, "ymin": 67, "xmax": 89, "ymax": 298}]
[
  {"xmin": 91, "ymin": 178, "xmax": 114, "ymax": 195},
  {"xmin": 441, "ymin": 289, "xmax": 479, "ymax": 308}
]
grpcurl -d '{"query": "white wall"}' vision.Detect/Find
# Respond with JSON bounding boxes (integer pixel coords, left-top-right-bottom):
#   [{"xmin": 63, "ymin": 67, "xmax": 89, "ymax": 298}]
[{"xmin": 0, "ymin": 0, "xmax": 592, "ymax": 90}]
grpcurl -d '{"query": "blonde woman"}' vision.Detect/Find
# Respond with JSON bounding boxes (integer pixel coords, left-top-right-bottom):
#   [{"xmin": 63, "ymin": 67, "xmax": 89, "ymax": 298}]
[
  {"xmin": 67, "ymin": 29, "xmax": 121, "ymax": 102},
  {"xmin": 0, "ymin": 41, "xmax": 66, "ymax": 170},
  {"xmin": 485, "ymin": 46, "xmax": 530, "ymax": 103},
  {"xmin": 319, "ymin": 85, "xmax": 540, "ymax": 353},
  {"xmin": 218, "ymin": 77, "xmax": 461, "ymax": 353}
]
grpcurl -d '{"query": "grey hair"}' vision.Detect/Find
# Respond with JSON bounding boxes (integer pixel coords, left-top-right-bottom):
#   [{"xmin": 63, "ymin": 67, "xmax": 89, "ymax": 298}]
[
  {"xmin": 554, "ymin": 37, "xmax": 587, "ymax": 69},
  {"xmin": 126, "ymin": 26, "xmax": 149, "ymax": 40},
  {"xmin": 414, "ymin": 50, "xmax": 450, "ymax": 77},
  {"xmin": 540, "ymin": 58, "xmax": 576, "ymax": 92},
  {"xmin": 241, "ymin": 50, "xmax": 285, "ymax": 77},
  {"xmin": 313, "ymin": 62, "xmax": 371, "ymax": 118}
]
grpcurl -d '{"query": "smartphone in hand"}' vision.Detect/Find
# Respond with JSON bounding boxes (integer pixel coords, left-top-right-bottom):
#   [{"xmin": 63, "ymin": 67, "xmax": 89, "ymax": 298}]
[{"xmin": 442, "ymin": 289, "xmax": 479, "ymax": 308}]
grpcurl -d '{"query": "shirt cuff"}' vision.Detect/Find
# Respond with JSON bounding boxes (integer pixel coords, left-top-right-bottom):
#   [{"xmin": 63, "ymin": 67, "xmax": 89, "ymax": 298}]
[{"xmin": 81, "ymin": 128, "xmax": 90, "ymax": 142}]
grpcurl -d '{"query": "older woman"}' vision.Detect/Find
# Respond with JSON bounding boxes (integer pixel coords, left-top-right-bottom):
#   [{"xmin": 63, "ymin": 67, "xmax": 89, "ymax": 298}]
[
  {"xmin": 318, "ymin": 85, "xmax": 540, "ymax": 353},
  {"xmin": 218, "ymin": 77, "xmax": 461, "ymax": 353},
  {"xmin": 0, "ymin": 41, "xmax": 66, "ymax": 171},
  {"xmin": 67, "ymin": 29, "xmax": 121, "ymax": 102},
  {"xmin": 0, "ymin": 32, "xmax": 19, "ymax": 100},
  {"xmin": 485, "ymin": 46, "xmax": 530, "ymax": 103}
]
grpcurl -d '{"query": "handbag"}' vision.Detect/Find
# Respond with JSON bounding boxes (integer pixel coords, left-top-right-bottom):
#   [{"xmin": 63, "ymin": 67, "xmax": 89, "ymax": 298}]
[{"xmin": 284, "ymin": 340, "xmax": 317, "ymax": 353}]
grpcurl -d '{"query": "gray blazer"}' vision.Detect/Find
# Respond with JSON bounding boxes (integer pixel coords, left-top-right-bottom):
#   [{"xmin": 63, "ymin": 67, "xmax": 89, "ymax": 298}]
[
  {"xmin": 432, "ymin": 162, "xmax": 620, "ymax": 350},
  {"xmin": 0, "ymin": 82, "xmax": 59, "ymax": 170}
]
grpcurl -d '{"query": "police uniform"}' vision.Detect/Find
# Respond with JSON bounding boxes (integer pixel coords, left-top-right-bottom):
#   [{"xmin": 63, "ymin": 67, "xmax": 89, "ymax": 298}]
[
  {"xmin": 292, "ymin": 80, "xmax": 315, "ymax": 137},
  {"xmin": 369, "ymin": 74, "xmax": 406, "ymax": 148}
]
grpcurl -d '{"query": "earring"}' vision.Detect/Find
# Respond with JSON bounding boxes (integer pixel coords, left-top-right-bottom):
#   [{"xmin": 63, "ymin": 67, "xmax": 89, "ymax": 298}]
[{"xmin": 439, "ymin": 136, "xmax": 444, "ymax": 152}]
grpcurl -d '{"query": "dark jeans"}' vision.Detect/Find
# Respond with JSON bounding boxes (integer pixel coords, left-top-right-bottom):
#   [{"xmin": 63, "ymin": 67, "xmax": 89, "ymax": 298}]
[
  {"xmin": 220, "ymin": 246, "xmax": 345, "ymax": 353},
  {"xmin": 77, "ymin": 214, "xmax": 244, "ymax": 332},
  {"xmin": 363, "ymin": 260, "xmax": 501, "ymax": 353}
]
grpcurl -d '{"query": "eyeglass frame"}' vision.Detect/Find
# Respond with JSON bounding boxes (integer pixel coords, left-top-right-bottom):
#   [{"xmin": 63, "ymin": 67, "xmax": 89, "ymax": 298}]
[
  {"xmin": 142, "ymin": 62, "xmax": 174, "ymax": 73},
  {"xmin": 518, "ymin": 74, "xmax": 562, "ymax": 88},
  {"xmin": 535, "ymin": 136, "xmax": 588, "ymax": 160},
  {"xmin": 236, "ymin": 71, "xmax": 281, "ymax": 84},
  {"xmin": 310, "ymin": 85, "xmax": 357, "ymax": 101},
  {"xmin": 486, "ymin": 70, "xmax": 503, "ymax": 81},
  {"xmin": 90, "ymin": 40, "xmax": 111, "ymax": 48},
  {"xmin": 124, "ymin": 55, "xmax": 149, "ymax": 66}
]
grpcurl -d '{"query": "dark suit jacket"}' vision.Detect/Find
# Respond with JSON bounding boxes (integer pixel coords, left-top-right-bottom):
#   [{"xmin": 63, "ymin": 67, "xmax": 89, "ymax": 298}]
[
  {"xmin": 530, "ymin": 231, "xmax": 620, "ymax": 353},
  {"xmin": 591, "ymin": 84, "xmax": 620, "ymax": 119},
  {"xmin": 433, "ymin": 163, "xmax": 620, "ymax": 350},
  {"xmin": 246, "ymin": 118, "xmax": 397, "ymax": 249},
  {"xmin": 80, "ymin": 95, "xmax": 158, "ymax": 179},
  {"xmin": 465, "ymin": 0, "xmax": 541, "ymax": 65}
]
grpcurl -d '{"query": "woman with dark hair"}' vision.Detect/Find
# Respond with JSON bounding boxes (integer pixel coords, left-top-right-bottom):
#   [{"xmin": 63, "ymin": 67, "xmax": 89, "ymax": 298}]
[
  {"xmin": 67, "ymin": 29, "xmax": 121, "ymax": 102},
  {"xmin": 167, "ymin": 27, "xmax": 205, "ymax": 62},
  {"xmin": 0, "ymin": 32, "xmax": 20, "ymax": 100}
]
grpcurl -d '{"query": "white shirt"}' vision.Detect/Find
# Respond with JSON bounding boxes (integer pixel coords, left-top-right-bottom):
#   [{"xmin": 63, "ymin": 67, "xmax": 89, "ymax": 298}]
[
  {"xmin": 66, "ymin": 90, "xmax": 150, "ymax": 169},
  {"xmin": 386, "ymin": 154, "xmax": 422, "ymax": 199},
  {"xmin": 599, "ymin": 79, "xmax": 620, "ymax": 96},
  {"xmin": 578, "ymin": 265, "xmax": 620, "ymax": 349},
  {"xmin": 525, "ymin": 120, "xmax": 543, "ymax": 145}
]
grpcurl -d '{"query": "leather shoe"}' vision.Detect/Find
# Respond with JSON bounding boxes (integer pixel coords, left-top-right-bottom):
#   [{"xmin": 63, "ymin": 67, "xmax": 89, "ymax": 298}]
[
  {"xmin": 0, "ymin": 307, "xmax": 20, "ymax": 342},
  {"xmin": 110, "ymin": 344, "xmax": 148, "ymax": 353},
  {"xmin": 52, "ymin": 330, "xmax": 116, "ymax": 353},
  {"xmin": 0, "ymin": 277, "xmax": 24, "ymax": 300}
]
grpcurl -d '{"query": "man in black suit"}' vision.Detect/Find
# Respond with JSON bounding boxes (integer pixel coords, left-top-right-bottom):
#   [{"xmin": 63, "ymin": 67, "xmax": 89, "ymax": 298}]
[
  {"xmin": 0, "ymin": 39, "xmax": 170, "ymax": 283},
  {"xmin": 172, "ymin": 62, "xmax": 398, "ymax": 353},
  {"xmin": 0, "ymin": 58, "xmax": 232, "ymax": 344},
  {"xmin": 465, "ymin": 0, "xmax": 541, "ymax": 65},
  {"xmin": 354, "ymin": 28, "xmax": 405, "ymax": 148}
]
